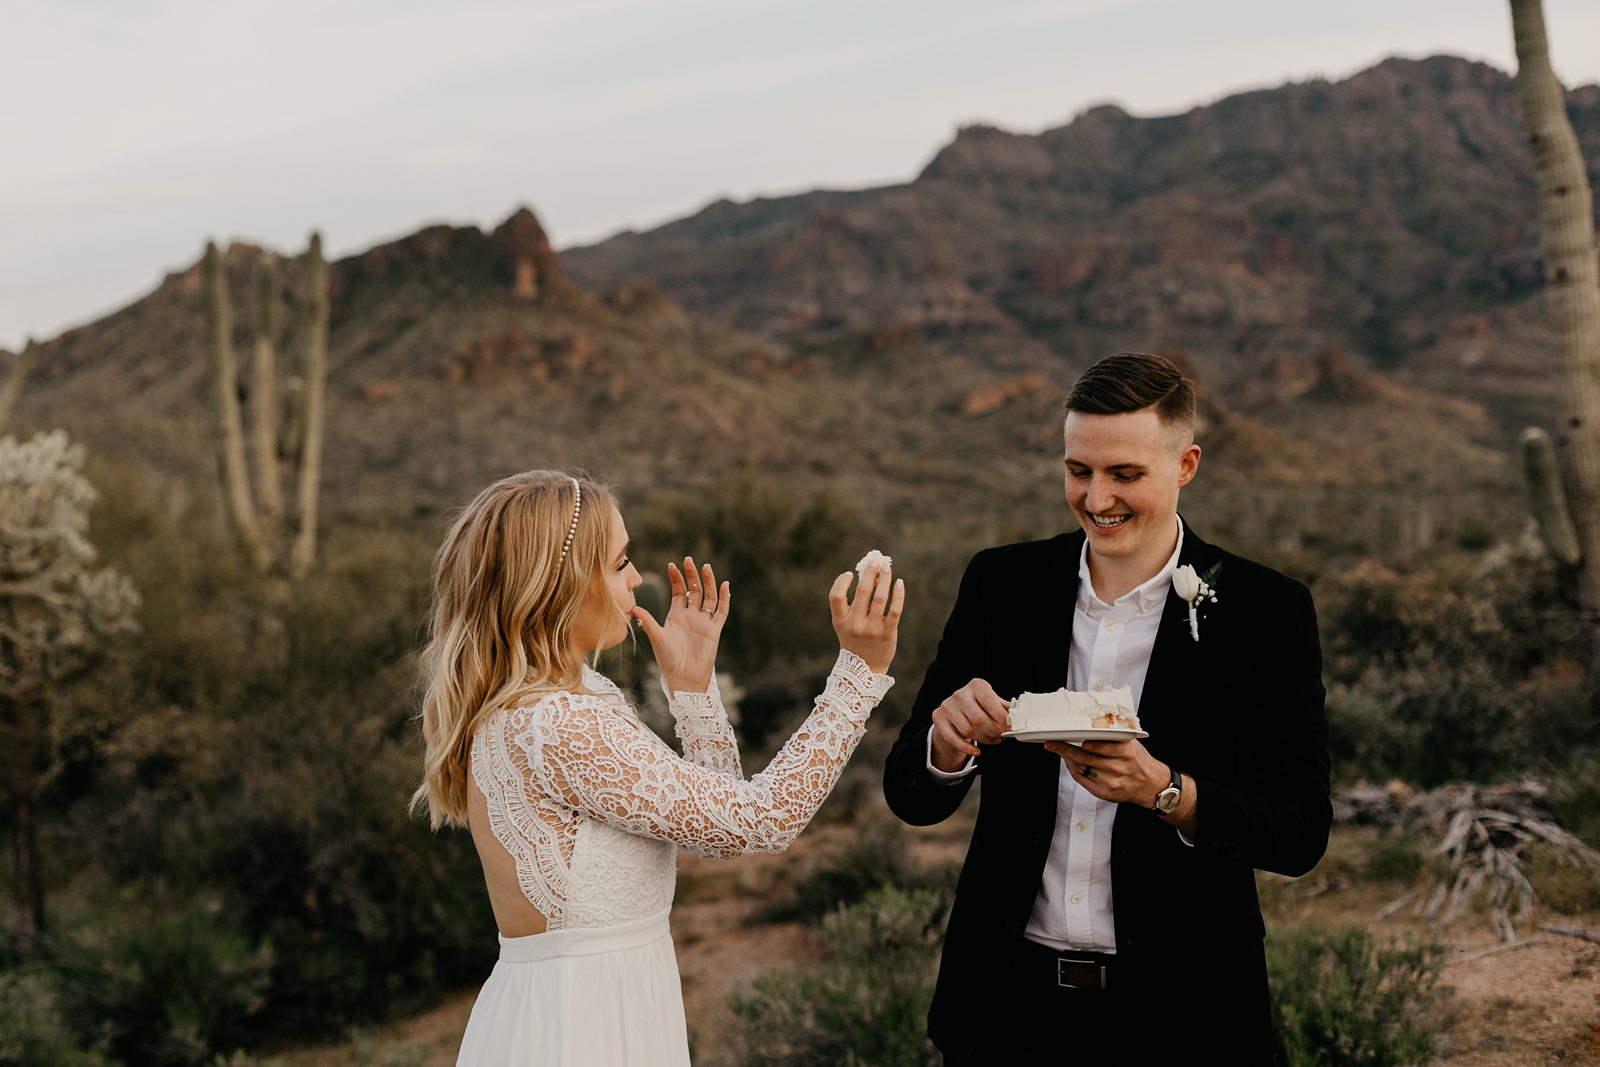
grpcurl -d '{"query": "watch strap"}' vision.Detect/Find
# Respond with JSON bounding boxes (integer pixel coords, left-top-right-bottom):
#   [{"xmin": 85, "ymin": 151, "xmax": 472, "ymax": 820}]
[{"xmin": 1153, "ymin": 764, "xmax": 1182, "ymax": 814}]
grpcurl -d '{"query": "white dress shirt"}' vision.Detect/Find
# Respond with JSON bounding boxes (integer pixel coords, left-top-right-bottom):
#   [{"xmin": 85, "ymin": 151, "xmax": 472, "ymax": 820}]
[{"xmin": 925, "ymin": 518, "xmax": 1186, "ymax": 953}]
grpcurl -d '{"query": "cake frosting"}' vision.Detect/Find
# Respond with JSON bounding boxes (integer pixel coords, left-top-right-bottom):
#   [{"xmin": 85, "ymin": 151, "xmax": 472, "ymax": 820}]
[
  {"xmin": 855, "ymin": 549, "xmax": 893, "ymax": 579},
  {"xmin": 1007, "ymin": 686, "xmax": 1140, "ymax": 733}
]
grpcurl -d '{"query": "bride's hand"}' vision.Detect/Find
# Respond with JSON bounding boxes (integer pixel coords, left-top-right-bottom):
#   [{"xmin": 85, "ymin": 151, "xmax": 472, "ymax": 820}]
[
  {"xmin": 629, "ymin": 556, "xmax": 729, "ymax": 695},
  {"xmin": 829, "ymin": 563, "xmax": 904, "ymax": 675}
]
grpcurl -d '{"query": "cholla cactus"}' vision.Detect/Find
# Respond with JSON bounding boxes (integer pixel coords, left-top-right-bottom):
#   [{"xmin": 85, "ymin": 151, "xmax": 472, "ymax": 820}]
[
  {"xmin": 1, "ymin": 429, "xmax": 138, "ymax": 936},
  {"xmin": 0, "ymin": 430, "xmax": 138, "ymax": 694}
]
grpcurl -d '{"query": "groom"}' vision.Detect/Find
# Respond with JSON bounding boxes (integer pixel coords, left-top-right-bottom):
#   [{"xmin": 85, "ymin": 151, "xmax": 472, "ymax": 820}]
[{"xmin": 883, "ymin": 352, "xmax": 1330, "ymax": 1063}]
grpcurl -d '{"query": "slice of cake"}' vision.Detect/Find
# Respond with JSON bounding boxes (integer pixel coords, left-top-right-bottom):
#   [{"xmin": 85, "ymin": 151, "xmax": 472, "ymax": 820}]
[
  {"xmin": 855, "ymin": 549, "xmax": 893, "ymax": 580},
  {"xmin": 1008, "ymin": 686, "xmax": 1141, "ymax": 733}
]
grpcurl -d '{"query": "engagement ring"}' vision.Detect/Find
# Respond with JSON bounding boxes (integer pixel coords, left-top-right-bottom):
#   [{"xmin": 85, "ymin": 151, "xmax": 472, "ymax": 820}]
[{"xmin": 1082, "ymin": 765, "xmax": 1096, "ymax": 780}]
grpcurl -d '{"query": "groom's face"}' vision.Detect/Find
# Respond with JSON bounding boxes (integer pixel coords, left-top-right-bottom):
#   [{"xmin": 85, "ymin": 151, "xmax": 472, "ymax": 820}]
[{"xmin": 1063, "ymin": 407, "xmax": 1199, "ymax": 568}]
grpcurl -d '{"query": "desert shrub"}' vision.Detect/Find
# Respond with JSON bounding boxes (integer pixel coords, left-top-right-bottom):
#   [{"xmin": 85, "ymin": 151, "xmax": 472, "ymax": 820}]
[
  {"xmin": 0, "ymin": 968, "xmax": 111, "ymax": 1067},
  {"xmin": 733, "ymin": 885, "xmax": 947, "ymax": 1067},
  {"xmin": 633, "ymin": 477, "xmax": 860, "ymax": 672},
  {"xmin": 1361, "ymin": 832, "xmax": 1432, "ymax": 884},
  {"xmin": 757, "ymin": 820, "xmax": 956, "ymax": 923},
  {"xmin": 51, "ymin": 902, "xmax": 272, "ymax": 1067},
  {"xmin": 1325, "ymin": 660, "xmax": 1530, "ymax": 785},
  {"xmin": 1267, "ymin": 924, "xmax": 1448, "ymax": 1067},
  {"xmin": 630, "ymin": 478, "xmax": 866, "ymax": 747},
  {"xmin": 1316, "ymin": 556, "xmax": 1588, "ymax": 785},
  {"xmin": 25, "ymin": 510, "xmax": 493, "ymax": 1052},
  {"xmin": 1524, "ymin": 842, "xmax": 1600, "ymax": 914},
  {"xmin": 1548, "ymin": 751, "xmax": 1600, "ymax": 850}
]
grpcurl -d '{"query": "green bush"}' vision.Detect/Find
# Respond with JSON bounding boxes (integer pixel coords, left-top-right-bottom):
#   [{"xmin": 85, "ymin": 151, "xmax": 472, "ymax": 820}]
[
  {"xmin": 733, "ymin": 886, "xmax": 947, "ymax": 1067},
  {"xmin": 1315, "ymin": 557, "xmax": 1589, "ymax": 785},
  {"xmin": 1548, "ymin": 751, "xmax": 1600, "ymax": 850},
  {"xmin": 53, "ymin": 902, "xmax": 272, "ymax": 1067},
  {"xmin": 1360, "ymin": 832, "xmax": 1432, "ymax": 884},
  {"xmin": 756, "ymin": 820, "xmax": 956, "ymax": 924},
  {"xmin": 0, "ymin": 969, "xmax": 111, "ymax": 1067},
  {"xmin": 35, "ymin": 514, "xmax": 493, "ymax": 1049},
  {"xmin": 1524, "ymin": 842, "xmax": 1600, "ymax": 914},
  {"xmin": 1267, "ymin": 925, "xmax": 1448, "ymax": 1067}
]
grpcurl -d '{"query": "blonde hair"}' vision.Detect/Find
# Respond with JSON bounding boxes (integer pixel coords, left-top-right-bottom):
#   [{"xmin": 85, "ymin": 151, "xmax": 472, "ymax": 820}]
[{"xmin": 412, "ymin": 469, "xmax": 618, "ymax": 829}]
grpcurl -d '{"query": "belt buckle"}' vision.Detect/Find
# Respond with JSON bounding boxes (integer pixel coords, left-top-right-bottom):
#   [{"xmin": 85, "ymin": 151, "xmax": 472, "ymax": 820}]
[{"xmin": 1055, "ymin": 955, "xmax": 1106, "ymax": 990}]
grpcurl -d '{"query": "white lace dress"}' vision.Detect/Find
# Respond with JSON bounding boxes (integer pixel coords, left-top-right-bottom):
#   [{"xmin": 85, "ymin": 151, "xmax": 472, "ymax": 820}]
[{"xmin": 457, "ymin": 649, "xmax": 893, "ymax": 1066}]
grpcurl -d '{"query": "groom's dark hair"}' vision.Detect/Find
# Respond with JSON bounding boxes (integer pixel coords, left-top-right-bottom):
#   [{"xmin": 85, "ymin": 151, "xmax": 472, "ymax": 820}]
[{"xmin": 1064, "ymin": 352, "xmax": 1195, "ymax": 439}]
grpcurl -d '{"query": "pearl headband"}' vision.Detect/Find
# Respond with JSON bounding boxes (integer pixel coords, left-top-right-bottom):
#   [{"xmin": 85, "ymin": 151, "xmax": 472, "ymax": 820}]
[{"xmin": 557, "ymin": 477, "xmax": 582, "ymax": 564}]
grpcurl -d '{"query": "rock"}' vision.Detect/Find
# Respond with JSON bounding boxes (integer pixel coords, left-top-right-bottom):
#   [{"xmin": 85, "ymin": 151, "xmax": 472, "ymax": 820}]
[
  {"xmin": 493, "ymin": 207, "xmax": 564, "ymax": 299},
  {"xmin": 960, "ymin": 372, "xmax": 1051, "ymax": 417}
]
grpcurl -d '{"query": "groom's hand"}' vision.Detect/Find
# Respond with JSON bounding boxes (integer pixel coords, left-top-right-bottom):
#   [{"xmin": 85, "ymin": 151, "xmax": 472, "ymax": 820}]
[
  {"xmin": 1044, "ymin": 738, "xmax": 1169, "ymax": 807},
  {"xmin": 930, "ymin": 679, "xmax": 1011, "ymax": 772}
]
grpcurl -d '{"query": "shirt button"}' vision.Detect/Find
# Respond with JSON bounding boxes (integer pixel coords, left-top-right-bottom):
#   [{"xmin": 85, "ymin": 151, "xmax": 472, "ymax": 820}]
[
  {"xmin": 1076, "ymin": 820, "xmax": 1089, "ymax": 832},
  {"xmin": 1070, "ymin": 893, "xmax": 1082, "ymax": 904},
  {"xmin": 1105, "ymin": 621, "xmax": 1119, "ymax": 631}
]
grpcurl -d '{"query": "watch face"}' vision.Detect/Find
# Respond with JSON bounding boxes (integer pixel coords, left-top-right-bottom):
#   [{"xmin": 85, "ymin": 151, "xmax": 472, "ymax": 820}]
[{"xmin": 1155, "ymin": 787, "xmax": 1181, "ymax": 814}]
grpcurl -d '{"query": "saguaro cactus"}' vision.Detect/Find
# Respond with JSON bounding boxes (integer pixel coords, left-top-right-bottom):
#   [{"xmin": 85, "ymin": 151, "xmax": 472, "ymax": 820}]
[
  {"xmin": 251, "ymin": 256, "xmax": 284, "ymax": 533},
  {"xmin": 204, "ymin": 233, "xmax": 330, "ymax": 578},
  {"xmin": 204, "ymin": 243, "xmax": 268, "ymax": 571},
  {"xmin": 289, "ymin": 234, "xmax": 328, "ymax": 580},
  {"xmin": 1511, "ymin": 0, "xmax": 1600, "ymax": 637}
]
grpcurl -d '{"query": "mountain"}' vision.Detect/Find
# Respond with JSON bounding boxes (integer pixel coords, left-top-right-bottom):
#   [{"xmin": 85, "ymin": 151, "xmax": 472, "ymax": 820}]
[
  {"xmin": 2, "ymin": 56, "xmax": 1550, "ymax": 556},
  {"xmin": 564, "ymin": 56, "xmax": 1599, "ymax": 429}
]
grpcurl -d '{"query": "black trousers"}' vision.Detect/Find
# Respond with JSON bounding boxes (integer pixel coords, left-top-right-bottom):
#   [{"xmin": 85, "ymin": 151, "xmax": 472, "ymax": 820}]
[{"xmin": 935, "ymin": 935, "xmax": 1275, "ymax": 1066}]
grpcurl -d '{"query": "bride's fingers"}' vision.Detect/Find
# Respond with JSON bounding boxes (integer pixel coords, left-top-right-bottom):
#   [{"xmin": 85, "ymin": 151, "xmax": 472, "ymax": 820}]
[
  {"xmin": 682, "ymin": 556, "xmax": 702, "ymax": 607},
  {"xmin": 712, "ymin": 580, "xmax": 731, "ymax": 620},
  {"xmin": 828, "ymin": 572, "xmax": 852, "ymax": 624},
  {"xmin": 869, "ymin": 565, "xmax": 894, "ymax": 617},
  {"xmin": 700, "ymin": 562, "xmax": 718, "ymax": 611},
  {"xmin": 666, "ymin": 562, "xmax": 687, "ymax": 608},
  {"xmin": 886, "ymin": 577, "xmax": 905, "ymax": 624},
  {"xmin": 849, "ymin": 566, "xmax": 879, "ymax": 619},
  {"xmin": 629, "ymin": 605, "xmax": 665, "ymax": 643}
]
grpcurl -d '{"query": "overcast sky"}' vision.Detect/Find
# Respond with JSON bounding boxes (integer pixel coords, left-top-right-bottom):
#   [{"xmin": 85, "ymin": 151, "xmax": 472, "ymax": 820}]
[{"xmin": 4, "ymin": 0, "xmax": 1599, "ymax": 351}]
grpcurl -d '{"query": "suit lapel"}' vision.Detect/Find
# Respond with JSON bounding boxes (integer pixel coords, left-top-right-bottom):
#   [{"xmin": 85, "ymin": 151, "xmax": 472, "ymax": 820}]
[
  {"xmin": 1134, "ymin": 519, "xmax": 1225, "ymax": 751},
  {"xmin": 1009, "ymin": 533, "xmax": 1083, "ymax": 855},
  {"xmin": 1023, "ymin": 531, "xmax": 1082, "ymax": 694}
]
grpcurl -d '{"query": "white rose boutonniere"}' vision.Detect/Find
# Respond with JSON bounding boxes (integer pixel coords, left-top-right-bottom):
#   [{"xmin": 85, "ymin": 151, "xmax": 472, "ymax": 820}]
[{"xmin": 1173, "ymin": 562, "xmax": 1222, "ymax": 641}]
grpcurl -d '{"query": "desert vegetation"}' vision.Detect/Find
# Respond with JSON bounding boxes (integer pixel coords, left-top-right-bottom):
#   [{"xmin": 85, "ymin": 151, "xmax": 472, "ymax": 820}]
[
  {"xmin": 0, "ymin": 447, "xmax": 1594, "ymax": 1064},
  {"xmin": 6, "ymin": 6, "xmax": 1600, "ymax": 1059}
]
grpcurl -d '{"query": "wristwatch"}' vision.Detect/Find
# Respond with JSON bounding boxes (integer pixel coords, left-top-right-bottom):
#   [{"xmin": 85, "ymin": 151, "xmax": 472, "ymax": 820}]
[{"xmin": 1152, "ymin": 765, "xmax": 1182, "ymax": 816}]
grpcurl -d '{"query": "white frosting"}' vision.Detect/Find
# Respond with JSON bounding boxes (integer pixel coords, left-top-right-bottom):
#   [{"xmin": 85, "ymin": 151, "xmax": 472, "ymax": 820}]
[
  {"xmin": 855, "ymin": 549, "xmax": 893, "ymax": 579},
  {"xmin": 1007, "ymin": 687, "xmax": 1140, "ymax": 733}
]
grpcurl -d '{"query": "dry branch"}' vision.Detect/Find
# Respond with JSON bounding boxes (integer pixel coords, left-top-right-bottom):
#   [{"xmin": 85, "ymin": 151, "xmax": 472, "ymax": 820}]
[{"xmin": 1336, "ymin": 781, "xmax": 1600, "ymax": 941}]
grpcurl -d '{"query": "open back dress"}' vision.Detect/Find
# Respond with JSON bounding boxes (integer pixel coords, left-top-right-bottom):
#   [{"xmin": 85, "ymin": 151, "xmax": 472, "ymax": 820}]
[{"xmin": 457, "ymin": 650, "xmax": 893, "ymax": 1065}]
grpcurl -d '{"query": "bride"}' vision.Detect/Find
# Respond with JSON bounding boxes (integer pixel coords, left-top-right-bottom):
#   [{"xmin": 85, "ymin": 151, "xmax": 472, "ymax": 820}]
[{"xmin": 412, "ymin": 470, "xmax": 904, "ymax": 1065}]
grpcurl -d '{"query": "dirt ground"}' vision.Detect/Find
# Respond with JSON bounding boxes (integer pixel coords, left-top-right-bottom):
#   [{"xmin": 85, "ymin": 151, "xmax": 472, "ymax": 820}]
[{"xmin": 283, "ymin": 823, "xmax": 1600, "ymax": 1066}]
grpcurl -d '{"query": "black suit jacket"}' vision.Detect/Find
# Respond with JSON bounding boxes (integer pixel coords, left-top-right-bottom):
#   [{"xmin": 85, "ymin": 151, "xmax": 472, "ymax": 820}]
[{"xmin": 882, "ymin": 523, "xmax": 1330, "ymax": 1057}]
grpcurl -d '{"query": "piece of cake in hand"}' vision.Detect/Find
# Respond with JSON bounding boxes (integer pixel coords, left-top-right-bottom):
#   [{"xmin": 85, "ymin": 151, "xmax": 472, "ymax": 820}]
[
  {"xmin": 855, "ymin": 549, "xmax": 893, "ymax": 582},
  {"xmin": 1007, "ymin": 686, "xmax": 1143, "ymax": 735}
]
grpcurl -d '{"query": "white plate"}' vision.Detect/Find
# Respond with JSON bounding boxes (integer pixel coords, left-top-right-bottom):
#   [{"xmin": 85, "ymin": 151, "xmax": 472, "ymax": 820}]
[{"xmin": 1003, "ymin": 727, "xmax": 1148, "ymax": 743}]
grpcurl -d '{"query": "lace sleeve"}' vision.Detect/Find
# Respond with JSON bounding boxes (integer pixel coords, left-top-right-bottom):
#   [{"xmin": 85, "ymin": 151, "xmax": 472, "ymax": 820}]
[
  {"xmin": 516, "ymin": 650, "xmax": 893, "ymax": 858},
  {"xmin": 665, "ymin": 673, "xmax": 743, "ymax": 779}
]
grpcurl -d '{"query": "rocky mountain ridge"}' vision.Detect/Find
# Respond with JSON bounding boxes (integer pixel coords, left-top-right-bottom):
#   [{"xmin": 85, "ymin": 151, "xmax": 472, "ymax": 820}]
[
  {"xmin": 0, "ymin": 55, "xmax": 1552, "ymax": 558},
  {"xmin": 564, "ymin": 55, "xmax": 1599, "ymax": 428}
]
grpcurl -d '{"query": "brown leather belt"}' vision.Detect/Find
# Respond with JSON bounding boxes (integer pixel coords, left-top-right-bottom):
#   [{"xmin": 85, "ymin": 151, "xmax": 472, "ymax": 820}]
[{"xmin": 1018, "ymin": 937, "xmax": 1116, "ymax": 992}]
